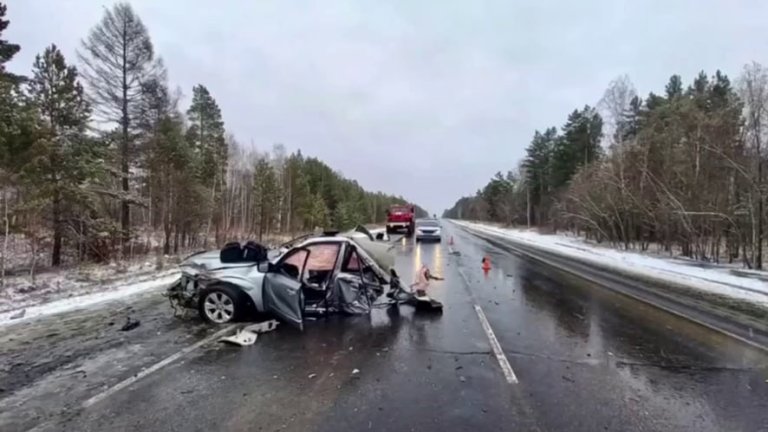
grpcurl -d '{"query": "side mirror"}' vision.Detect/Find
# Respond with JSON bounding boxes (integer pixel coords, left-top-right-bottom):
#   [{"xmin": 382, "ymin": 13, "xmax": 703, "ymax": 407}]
[{"xmin": 259, "ymin": 261, "xmax": 274, "ymax": 273}]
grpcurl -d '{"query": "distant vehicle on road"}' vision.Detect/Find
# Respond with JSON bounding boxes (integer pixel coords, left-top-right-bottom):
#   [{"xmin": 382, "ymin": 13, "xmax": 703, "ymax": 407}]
[
  {"xmin": 386, "ymin": 204, "xmax": 416, "ymax": 236},
  {"xmin": 415, "ymin": 218, "xmax": 441, "ymax": 242}
]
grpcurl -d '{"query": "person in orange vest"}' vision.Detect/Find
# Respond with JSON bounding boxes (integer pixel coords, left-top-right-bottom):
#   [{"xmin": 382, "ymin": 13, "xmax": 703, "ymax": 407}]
[{"xmin": 481, "ymin": 256, "xmax": 492, "ymax": 271}]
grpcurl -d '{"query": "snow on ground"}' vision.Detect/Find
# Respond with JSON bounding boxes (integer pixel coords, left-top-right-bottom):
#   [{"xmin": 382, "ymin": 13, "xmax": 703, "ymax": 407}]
[
  {"xmin": 0, "ymin": 256, "xmax": 183, "ymax": 312},
  {"xmin": 0, "ymin": 229, "xmax": 380, "ymax": 326},
  {"xmin": 0, "ymin": 272, "xmax": 179, "ymax": 327},
  {"xmin": 455, "ymin": 221, "xmax": 768, "ymax": 308}
]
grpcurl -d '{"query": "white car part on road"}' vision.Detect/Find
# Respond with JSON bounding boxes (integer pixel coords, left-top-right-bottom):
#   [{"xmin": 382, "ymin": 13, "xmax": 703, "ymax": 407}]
[{"xmin": 219, "ymin": 319, "xmax": 280, "ymax": 347}]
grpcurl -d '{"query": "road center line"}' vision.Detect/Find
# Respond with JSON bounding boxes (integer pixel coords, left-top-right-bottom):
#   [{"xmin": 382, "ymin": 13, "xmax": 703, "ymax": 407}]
[
  {"xmin": 473, "ymin": 304, "xmax": 518, "ymax": 384},
  {"xmin": 456, "ymin": 267, "xmax": 518, "ymax": 384},
  {"xmin": 82, "ymin": 324, "xmax": 237, "ymax": 408}
]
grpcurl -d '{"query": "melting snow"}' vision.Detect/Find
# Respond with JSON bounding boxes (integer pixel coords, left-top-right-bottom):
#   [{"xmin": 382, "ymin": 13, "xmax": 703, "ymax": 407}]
[
  {"xmin": 0, "ymin": 273, "xmax": 179, "ymax": 327},
  {"xmin": 456, "ymin": 221, "xmax": 768, "ymax": 307}
]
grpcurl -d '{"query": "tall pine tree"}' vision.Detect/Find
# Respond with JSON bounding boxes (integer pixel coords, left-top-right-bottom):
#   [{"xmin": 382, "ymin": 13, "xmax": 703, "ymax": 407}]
[
  {"xmin": 27, "ymin": 45, "xmax": 95, "ymax": 266},
  {"xmin": 186, "ymin": 84, "xmax": 226, "ymax": 245},
  {"xmin": 79, "ymin": 2, "xmax": 157, "ymax": 247}
]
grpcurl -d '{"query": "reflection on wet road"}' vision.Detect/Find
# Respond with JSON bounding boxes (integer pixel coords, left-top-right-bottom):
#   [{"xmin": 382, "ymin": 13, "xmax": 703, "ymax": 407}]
[{"xmin": 2, "ymin": 223, "xmax": 768, "ymax": 432}]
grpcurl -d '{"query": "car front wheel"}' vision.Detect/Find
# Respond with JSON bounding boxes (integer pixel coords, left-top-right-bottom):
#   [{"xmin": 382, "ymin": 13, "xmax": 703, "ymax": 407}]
[{"xmin": 199, "ymin": 285, "xmax": 245, "ymax": 324}]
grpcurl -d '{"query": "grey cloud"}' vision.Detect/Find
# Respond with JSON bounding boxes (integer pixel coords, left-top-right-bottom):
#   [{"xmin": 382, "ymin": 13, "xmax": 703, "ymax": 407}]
[{"xmin": 7, "ymin": 0, "xmax": 768, "ymax": 212}]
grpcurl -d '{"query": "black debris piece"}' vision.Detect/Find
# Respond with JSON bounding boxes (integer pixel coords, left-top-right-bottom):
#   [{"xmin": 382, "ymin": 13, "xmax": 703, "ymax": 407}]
[{"xmin": 120, "ymin": 317, "xmax": 141, "ymax": 332}]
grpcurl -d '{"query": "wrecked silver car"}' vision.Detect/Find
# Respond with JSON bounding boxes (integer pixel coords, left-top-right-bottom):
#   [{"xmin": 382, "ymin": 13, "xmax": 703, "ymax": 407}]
[{"xmin": 165, "ymin": 226, "xmax": 398, "ymax": 329}]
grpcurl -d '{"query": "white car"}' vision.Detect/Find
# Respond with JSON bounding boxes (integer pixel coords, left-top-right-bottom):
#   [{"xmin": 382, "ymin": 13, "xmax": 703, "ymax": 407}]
[{"xmin": 415, "ymin": 219, "xmax": 442, "ymax": 242}]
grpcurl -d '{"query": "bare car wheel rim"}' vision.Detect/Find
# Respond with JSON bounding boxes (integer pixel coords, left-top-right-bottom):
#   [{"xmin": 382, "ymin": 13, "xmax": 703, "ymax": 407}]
[{"xmin": 204, "ymin": 292, "xmax": 235, "ymax": 323}]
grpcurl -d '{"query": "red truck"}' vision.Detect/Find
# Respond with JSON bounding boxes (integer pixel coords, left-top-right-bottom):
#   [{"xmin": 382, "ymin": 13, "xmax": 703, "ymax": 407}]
[{"xmin": 386, "ymin": 204, "xmax": 416, "ymax": 236}]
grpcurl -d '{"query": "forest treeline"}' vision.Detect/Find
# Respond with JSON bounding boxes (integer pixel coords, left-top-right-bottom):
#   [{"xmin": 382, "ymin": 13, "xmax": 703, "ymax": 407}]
[
  {"xmin": 0, "ymin": 2, "xmax": 423, "ymax": 272},
  {"xmin": 444, "ymin": 68, "xmax": 768, "ymax": 269}
]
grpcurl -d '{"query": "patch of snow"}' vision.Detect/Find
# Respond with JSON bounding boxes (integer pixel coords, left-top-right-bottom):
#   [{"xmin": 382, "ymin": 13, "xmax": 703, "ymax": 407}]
[
  {"xmin": 456, "ymin": 221, "xmax": 768, "ymax": 308},
  {"xmin": 0, "ymin": 272, "xmax": 179, "ymax": 327}
]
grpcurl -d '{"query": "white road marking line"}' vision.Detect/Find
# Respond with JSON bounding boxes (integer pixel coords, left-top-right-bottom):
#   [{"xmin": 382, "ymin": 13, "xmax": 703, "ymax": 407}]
[
  {"xmin": 473, "ymin": 304, "xmax": 518, "ymax": 384},
  {"xmin": 82, "ymin": 324, "xmax": 237, "ymax": 408},
  {"xmin": 456, "ymin": 267, "xmax": 518, "ymax": 384}
]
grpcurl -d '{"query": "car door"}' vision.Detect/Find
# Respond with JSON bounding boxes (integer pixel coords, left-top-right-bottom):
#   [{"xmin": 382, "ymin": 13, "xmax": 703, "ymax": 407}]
[
  {"xmin": 263, "ymin": 242, "xmax": 343, "ymax": 329},
  {"xmin": 263, "ymin": 247, "xmax": 309, "ymax": 330}
]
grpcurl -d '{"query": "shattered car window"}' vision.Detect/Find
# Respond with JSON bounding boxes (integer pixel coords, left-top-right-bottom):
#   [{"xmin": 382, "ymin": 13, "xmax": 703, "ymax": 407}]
[
  {"xmin": 280, "ymin": 249, "xmax": 308, "ymax": 280},
  {"xmin": 283, "ymin": 243, "xmax": 340, "ymax": 286},
  {"xmin": 343, "ymin": 247, "xmax": 381, "ymax": 285},
  {"xmin": 304, "ymin": 243, "xmax": 340, "ymax": 270},
  {"xmin": 343, "ymin": 249, "xmax": 361, "ymax": 272}
]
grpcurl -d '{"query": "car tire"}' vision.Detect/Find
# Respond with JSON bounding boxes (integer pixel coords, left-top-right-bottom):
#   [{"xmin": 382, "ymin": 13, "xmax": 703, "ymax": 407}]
[{"xmin": 198, "ymin": 285, "xmax": 246, "ymax": 324}]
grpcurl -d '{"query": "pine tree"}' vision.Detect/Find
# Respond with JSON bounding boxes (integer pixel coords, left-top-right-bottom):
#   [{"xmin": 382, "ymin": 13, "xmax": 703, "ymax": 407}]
[
  {"xmin": 186, "ymin": 85, "xmax": 226, "ymax": 183},
  {"xmin": 186, "ymin": 84, "xmax": 226, "ymax": 245},
  {"xmin": 135, "ymin": 66, "xmax": 196, "ymax": 251},
  {"xmin": 523, "ymin": 127, "xmax": 557, "ymax": 223},
  {"xmin": 665, "ymin": 74, "xmax": 684, "ymax": 99},
  {"xmin": 306, "ymin": 193, "xmax": 330, "ymax": 230},
  {"xmin": 78, "ymin": 2, "xmax": 157, "ymax": 247},
  {"xmin": 282, "ymin": 151, "xmax": 310, "ymax": 232},
  {"xmin": 27, "ymin": 45, "xmax": 94, "ymax": 266},
  {"xmin": 550, "ymin": 106, "xmax": 603, "ymax": 190},
  {"xmin": 0, "ymin": 1, "xmax": 31, "ymax": 282},
  {"xmin": 0, "ymin": 2, "xmax": 20, "ymax": 83},
  {"xmin": 0, "ymin": 0, "xmax": 26, "ymax": 168}
]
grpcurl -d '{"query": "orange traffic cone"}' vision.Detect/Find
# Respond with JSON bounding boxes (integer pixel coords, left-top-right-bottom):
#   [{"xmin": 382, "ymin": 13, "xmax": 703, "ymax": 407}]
[{"xmin": 481, "ymin": 256, "xmax": 491, "ymax": 271}]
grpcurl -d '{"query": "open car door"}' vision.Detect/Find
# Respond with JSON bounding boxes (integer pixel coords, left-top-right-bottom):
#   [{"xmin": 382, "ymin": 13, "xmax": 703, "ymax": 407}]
[
  {"xmin": 263, "ymin": 242, "xmax": 342, "ymax": 329},
  {"xmin": 263, "ymin": 248, "xmax": 308, "ymax": 330}
]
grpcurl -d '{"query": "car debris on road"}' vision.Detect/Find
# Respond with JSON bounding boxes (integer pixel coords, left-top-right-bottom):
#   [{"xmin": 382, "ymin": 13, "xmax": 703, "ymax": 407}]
[
  {"xmin": 219, "ymin": 319, "xmax": 280, "ymax": 347},
  {"xmin": 119, "ymin": 317, "xmax": 140, "ymax": 332},
  {"xmin": 220, "ymin": 330, "xmax": 257, "ymax": 346}
]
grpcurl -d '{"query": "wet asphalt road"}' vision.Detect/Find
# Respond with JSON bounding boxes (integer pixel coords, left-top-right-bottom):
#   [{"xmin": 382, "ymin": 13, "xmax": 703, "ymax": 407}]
[{"xmin": 2, "ymin": 222, "xmax": 768, "ymax": 432}]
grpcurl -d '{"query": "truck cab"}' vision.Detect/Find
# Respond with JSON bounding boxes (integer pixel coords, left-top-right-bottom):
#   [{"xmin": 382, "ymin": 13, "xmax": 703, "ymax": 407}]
[{"xmin": 386, "ymin": 205, "xmax": 415, "ymax": 236}]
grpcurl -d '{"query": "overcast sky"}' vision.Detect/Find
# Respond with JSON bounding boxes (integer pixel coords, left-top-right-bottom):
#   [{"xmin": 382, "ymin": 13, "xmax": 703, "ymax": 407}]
[{"xmin": 6, "ymin": 1, "xmax": 768, "ymax": 213}]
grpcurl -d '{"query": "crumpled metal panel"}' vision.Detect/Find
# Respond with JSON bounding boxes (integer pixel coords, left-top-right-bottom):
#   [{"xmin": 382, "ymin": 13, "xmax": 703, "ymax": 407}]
[{"xmin": 326, "ymin": 273, "xmax": 380, "ymax": 314}]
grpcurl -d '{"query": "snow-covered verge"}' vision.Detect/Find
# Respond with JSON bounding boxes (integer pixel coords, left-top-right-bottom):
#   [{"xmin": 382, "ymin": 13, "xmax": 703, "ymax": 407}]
[
  {"xmin": 0, "ymin": 272, "xmax": 179, "ymax": 327},
  {"xmin": 454, "ymin": 221, "xmax": 768, "ymax": 309},
  {"xmin": 0, "ymin": 254, "xmax": 185, "ymax": 312},
  {"xmin": 0, "ymin": 229, "xmax": 375, "ymax": 326}
]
